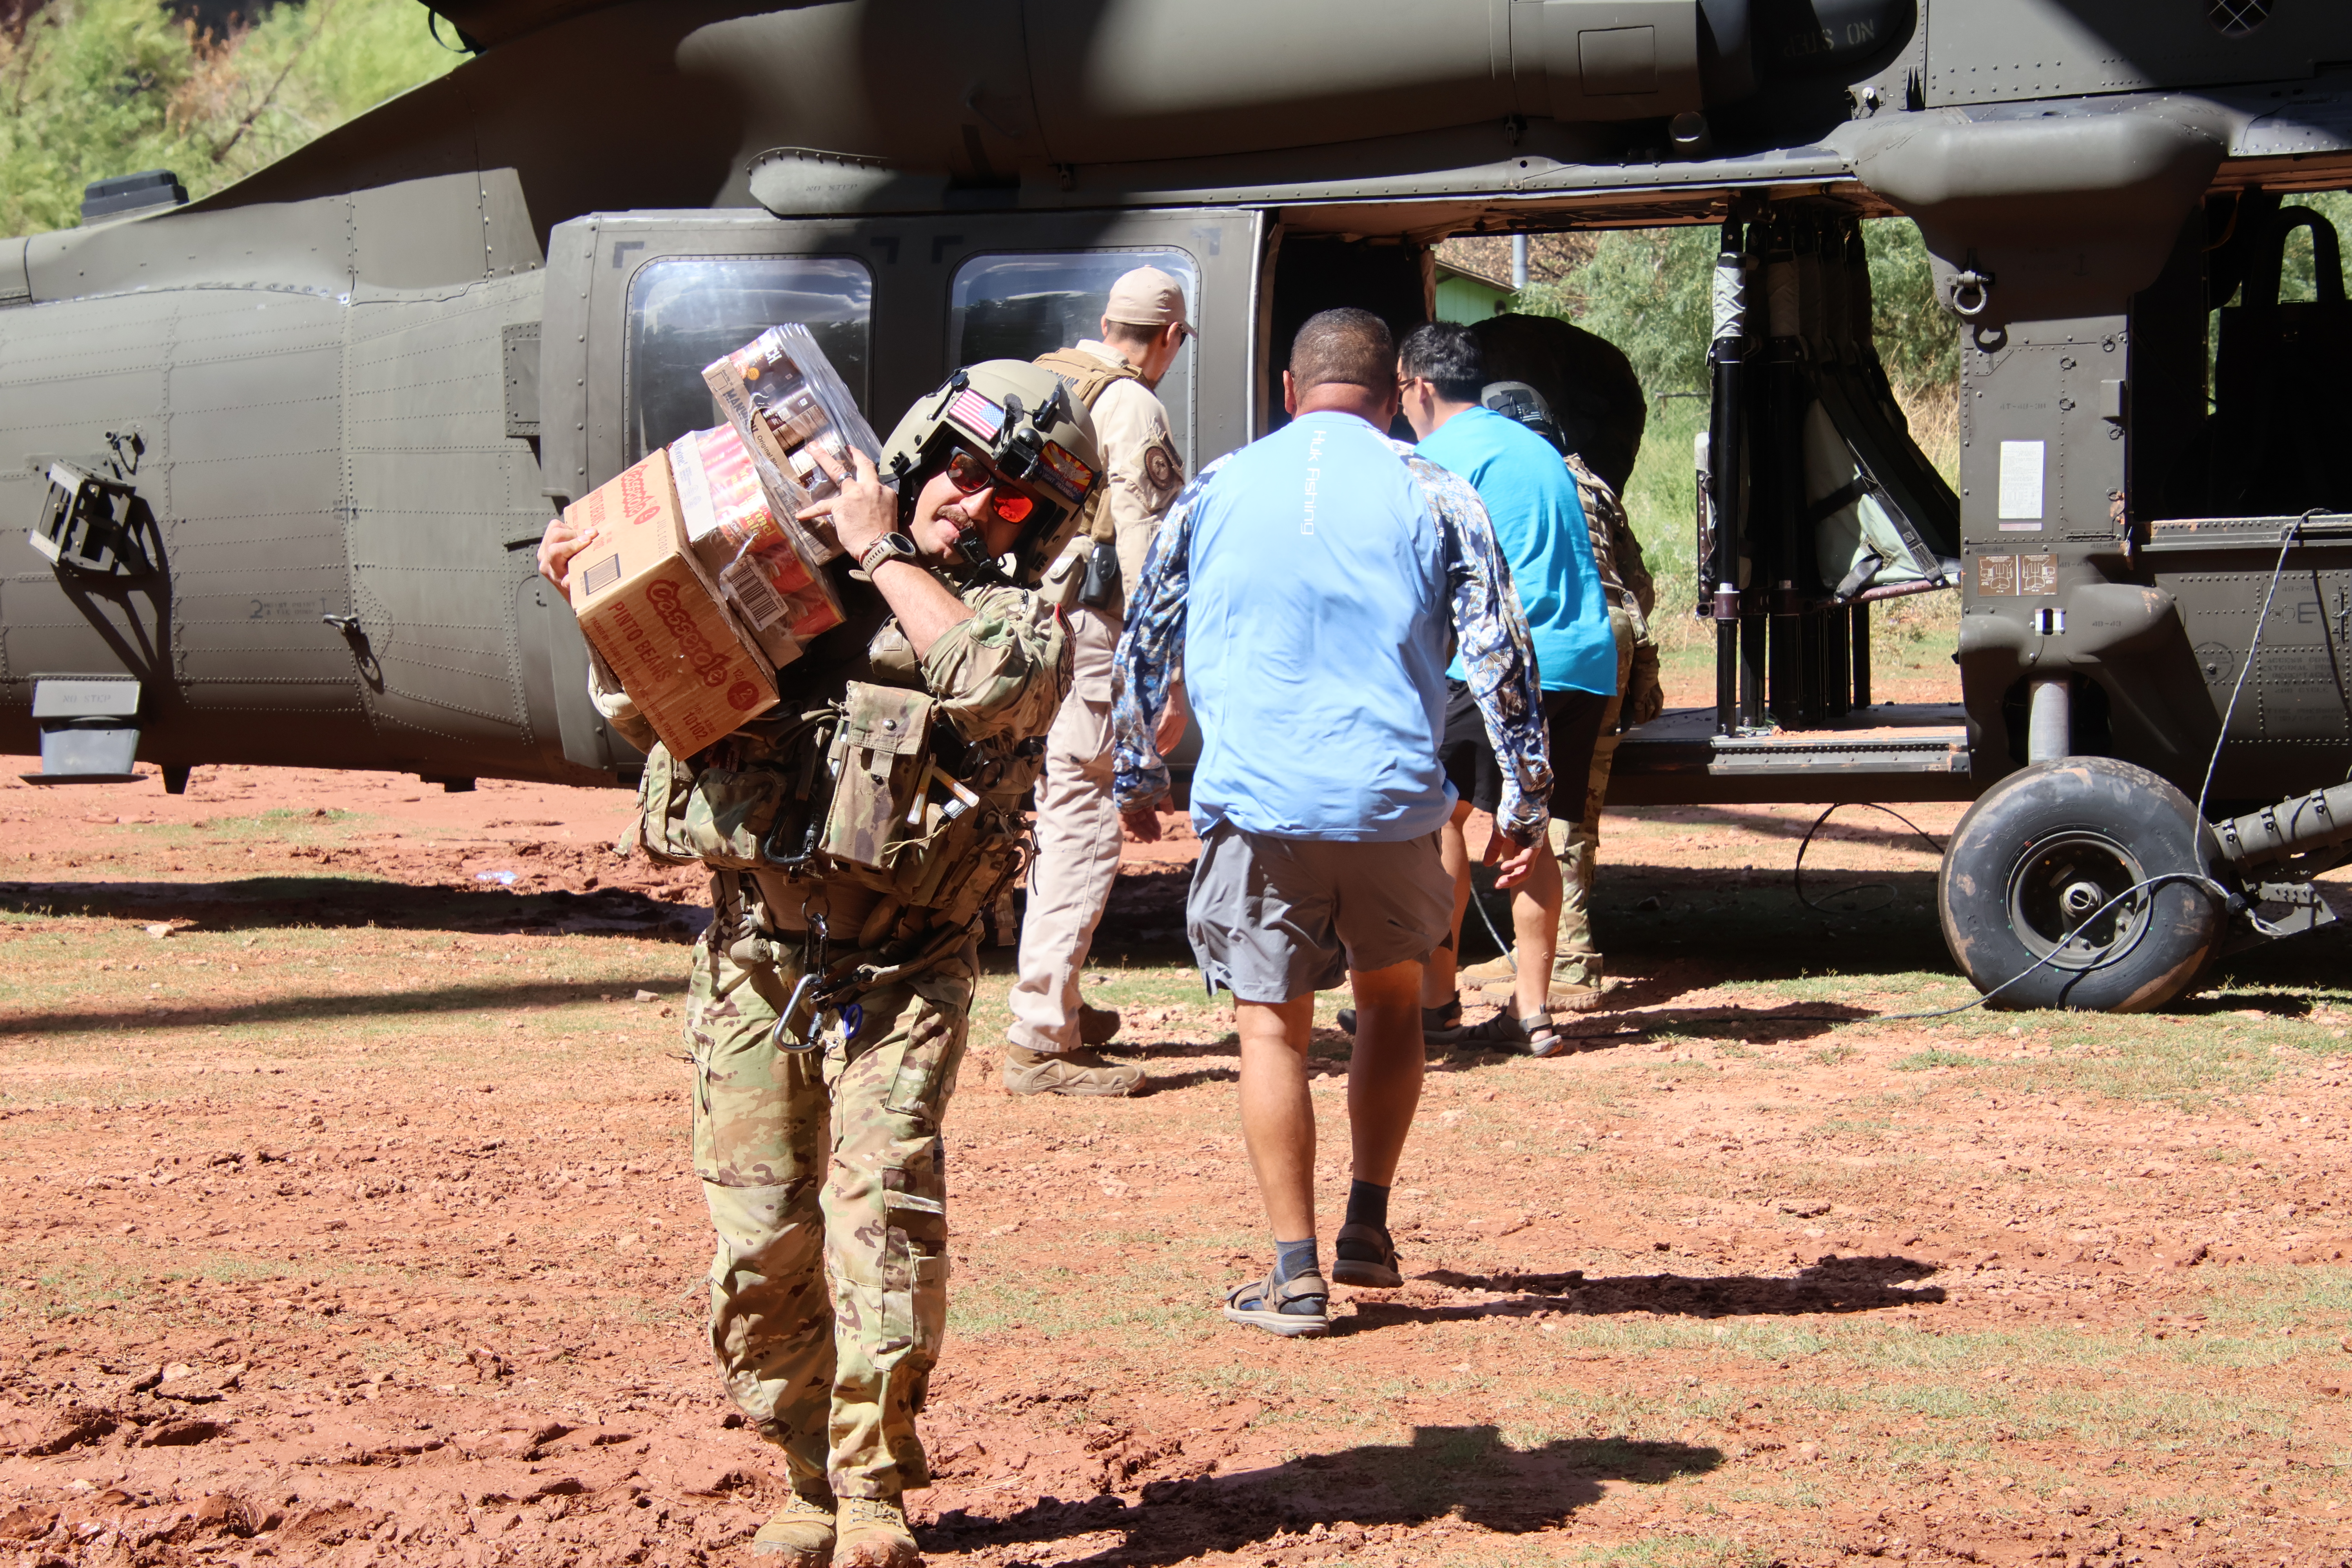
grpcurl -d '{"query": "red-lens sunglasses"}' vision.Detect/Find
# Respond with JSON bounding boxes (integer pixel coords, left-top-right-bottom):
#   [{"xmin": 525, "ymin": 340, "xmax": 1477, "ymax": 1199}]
[{"xmin": 944, "ymin": 448, "xmax": 1034, "ymax": 524}]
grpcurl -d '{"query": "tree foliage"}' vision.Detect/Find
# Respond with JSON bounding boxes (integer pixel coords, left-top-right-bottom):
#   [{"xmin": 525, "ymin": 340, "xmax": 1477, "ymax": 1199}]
[
  {"xmin": 0, "ymin": 0, "xmax": 457, "ymax": 238},
  {"xmin": 2260, "ymin": 188, "xmax": 2352, "ymax": 306},
  {"xmin": 1513, "ymin": 216, "xmax": 1960, "ymax": 397}
]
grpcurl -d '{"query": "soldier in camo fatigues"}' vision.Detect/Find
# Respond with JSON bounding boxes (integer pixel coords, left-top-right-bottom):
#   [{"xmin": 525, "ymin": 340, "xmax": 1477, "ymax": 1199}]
[
  {"xmin": 1556, "ymin": 452, "xmax": 1662, "ymax": 992},
  {"xmin": 1457, "ymin": 405, "xmax": 1664, "ymax": 1007},
  {"xmin": 541, "ymin": 361, "xmax": 1097, "ymax": 1568}
]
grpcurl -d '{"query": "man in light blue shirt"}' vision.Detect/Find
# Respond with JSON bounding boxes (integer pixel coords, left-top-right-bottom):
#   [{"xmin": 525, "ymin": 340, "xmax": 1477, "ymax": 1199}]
[
  {"xmin": 1112, "ymin": 309, "xmax": 1550, "ymax": 1339},
  {"xmin": 1401, "ymin": 322, "xmax": 1617, "ymax": 1057}
]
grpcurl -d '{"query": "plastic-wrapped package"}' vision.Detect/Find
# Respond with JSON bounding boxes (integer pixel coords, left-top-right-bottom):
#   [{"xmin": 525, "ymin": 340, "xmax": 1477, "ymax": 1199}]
[
  {"xmin": 668, "ymin": 422, "xmax": 846, "ymax": 666},
  {"xmin": 701, "ymin": 324, "xmax": 882, "ymax": 564}
]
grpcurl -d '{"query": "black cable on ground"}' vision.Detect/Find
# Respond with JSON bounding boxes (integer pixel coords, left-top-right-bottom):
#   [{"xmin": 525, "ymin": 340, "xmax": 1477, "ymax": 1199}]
[
  {"xmin": 1547, "ymin": 869, "xmax": 2238, "ymax": 1045},
  {"xmin": 1792, "ymin": 802, "xmax": 1946, "ymax": 915}
]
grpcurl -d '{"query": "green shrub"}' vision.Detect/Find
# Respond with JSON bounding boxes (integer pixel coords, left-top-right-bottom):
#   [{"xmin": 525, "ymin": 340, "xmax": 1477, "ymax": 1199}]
[
  {"xmin": 0, "ymin": 0, "xmax": 456, "ymax": 238},
  {"xmin": 1510, "ymin": 217, "xmax": 1963, "ymax": 650}
]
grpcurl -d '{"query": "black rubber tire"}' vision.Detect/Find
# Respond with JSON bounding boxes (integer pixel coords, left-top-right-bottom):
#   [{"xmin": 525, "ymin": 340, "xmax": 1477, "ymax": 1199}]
[{"xmin": 1937, "ymin": 758, "xmax": 2224, "ymax": 1012}]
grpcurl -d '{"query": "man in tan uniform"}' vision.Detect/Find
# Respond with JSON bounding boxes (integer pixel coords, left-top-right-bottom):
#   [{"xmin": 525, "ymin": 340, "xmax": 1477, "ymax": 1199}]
[{"xmin": 1004, "ymin": 266, "xmax": 1192, "ymax": 1096}]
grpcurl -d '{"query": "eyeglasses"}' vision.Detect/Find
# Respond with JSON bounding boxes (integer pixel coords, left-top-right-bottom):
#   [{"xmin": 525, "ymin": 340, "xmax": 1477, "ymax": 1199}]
[{"xmin": 944, "ymin": 448, "xmax": 1033, "ymax": 524}]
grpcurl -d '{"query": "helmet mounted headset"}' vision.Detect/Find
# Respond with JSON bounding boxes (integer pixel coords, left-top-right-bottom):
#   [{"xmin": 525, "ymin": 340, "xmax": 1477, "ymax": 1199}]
[{"xmin": 877, "ymin": 360, "xmax": 1102, "ymax": 584}]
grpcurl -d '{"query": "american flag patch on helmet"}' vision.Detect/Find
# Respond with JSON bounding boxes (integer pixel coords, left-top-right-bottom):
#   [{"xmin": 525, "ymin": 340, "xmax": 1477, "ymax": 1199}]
[{"xmin": 946, "ymin": 388, "xmax": 1005, "ymax": 444}]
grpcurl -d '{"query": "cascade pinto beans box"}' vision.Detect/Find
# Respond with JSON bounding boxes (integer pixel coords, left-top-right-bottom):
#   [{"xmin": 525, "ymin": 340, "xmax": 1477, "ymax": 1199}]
[{"xmin": 564, "ymin": 447, "xmax": 780, "ymax": 757}]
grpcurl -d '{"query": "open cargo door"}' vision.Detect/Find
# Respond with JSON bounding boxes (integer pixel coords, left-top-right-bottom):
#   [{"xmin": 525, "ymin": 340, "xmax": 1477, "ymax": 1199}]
[{"xmin": 1705, "ymin": 208, "xmax": 1960, "ymax": 734}]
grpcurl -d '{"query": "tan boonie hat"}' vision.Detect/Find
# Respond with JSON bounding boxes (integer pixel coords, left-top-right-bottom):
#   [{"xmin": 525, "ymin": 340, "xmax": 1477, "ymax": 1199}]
[{"xmin": 1104, "ymin": 265, "xmax": 1190, "ymax": 330}]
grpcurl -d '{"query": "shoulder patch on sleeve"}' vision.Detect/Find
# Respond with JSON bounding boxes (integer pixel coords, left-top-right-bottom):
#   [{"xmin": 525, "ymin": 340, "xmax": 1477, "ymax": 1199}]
[{"xmin": 1143, "ymin": 440, "xmax": 1180, "ymax": 494}]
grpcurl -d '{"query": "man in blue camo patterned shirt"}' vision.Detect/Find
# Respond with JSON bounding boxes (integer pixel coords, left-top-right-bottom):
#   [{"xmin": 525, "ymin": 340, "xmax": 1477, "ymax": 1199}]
[{"xmin": 1109, "ymin": 308, "xmax": 1550, "ymax": 1339}]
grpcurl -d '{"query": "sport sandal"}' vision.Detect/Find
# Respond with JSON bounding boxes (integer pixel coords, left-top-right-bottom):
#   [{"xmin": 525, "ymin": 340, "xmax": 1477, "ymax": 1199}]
[
  {"xmin": 1221, "ymin": 1266, "xmax": 1330, "ymax": 1338},
  {"xmin": 1452, "ymin": 1006, "xmax": 1566, "ymax": 1058},
  {"xmin": 1330, "ymin": 1221, "xmax": 1402, "ymax": 1289}
]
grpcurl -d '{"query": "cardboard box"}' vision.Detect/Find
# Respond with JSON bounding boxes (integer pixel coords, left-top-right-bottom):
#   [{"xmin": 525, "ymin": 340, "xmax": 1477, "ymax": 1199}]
[
  {"xmin": 564, "ymin": 448, "xmax": 779, "ymax": 758},
  {"xmin": 668, "ymin": 424, "xmax": 844, "ymax": 666},
  {"xmin": 701, "ymin": 324, "xmax": 882, "ymax": 567}
]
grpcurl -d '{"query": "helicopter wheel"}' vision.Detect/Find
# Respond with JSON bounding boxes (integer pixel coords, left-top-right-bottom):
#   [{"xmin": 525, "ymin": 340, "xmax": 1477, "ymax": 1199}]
[{"xmin": 1937, "ymin": 757, "xmax": 2225, "ymax": 1013}]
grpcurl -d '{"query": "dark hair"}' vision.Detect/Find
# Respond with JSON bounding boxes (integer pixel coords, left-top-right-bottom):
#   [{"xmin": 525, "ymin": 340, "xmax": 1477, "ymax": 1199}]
[
  {"xmin": 1399, "ymin": 322, "xmax": 1485, "ymax": 404},
  {"xmin": 1289, "ymin": 307, "xmax": 1394, "ymax": 395}
]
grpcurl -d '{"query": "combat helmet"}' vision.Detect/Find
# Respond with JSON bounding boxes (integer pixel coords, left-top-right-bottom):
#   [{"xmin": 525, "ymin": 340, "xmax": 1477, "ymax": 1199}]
[
  {"xmin": 880, "ymin": 360, "xmax": 1102, "ymax": 584},
  {"xmin": 1481, "ymin": 380, "xmax": 1569, "ymax": 456}
]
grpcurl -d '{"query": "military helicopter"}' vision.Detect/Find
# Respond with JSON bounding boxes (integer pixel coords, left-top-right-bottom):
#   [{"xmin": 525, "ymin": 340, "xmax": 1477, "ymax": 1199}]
[{"xmin": 7, "ymin": 0, "xmax": 2352, "ymax": 1011}]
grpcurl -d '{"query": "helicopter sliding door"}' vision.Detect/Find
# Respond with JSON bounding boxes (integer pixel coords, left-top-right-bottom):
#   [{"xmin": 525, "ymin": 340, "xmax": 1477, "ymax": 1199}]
[
  {"xmin": 536, "ymin": 205, "xmax": 1260, "ymax": 778},
  {"xmin": 559, "ymin": 207, "xmax": 1259, "ymax": 498}
]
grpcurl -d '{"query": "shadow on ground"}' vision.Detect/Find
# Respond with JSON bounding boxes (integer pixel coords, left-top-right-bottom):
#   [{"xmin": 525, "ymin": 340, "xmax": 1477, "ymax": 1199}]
[
  {"xmin": 1373, "ymin": 1254, "xmax": 1945, "ymax": 1325},
  {"xmin": 926, "ymin": 1425, "xmax": 1722, "ymax": 1565},
  {"xmin": 1, "ymin": 976, "xmax": 687, "ymax": 1039},
  {"xmin": 0, "ymin": 878, "xmax": 706, "ymax": 938}
]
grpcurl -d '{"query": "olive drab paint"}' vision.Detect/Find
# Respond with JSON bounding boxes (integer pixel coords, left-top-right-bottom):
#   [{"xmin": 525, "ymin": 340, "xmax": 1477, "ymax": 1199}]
[{"xmin": 7, "ymin": 0, "xmax": 2352, "ymax": 1006}]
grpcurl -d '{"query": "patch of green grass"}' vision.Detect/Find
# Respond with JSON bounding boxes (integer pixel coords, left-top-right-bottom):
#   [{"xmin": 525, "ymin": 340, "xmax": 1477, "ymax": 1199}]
[
  {"xmin": 107, "ymin": 808, "xmax": 367, "ymax": 846},
  {"xmin": 1551, "ymin": 1531, "xmax": 1764, "ymax": 1568},
  {"xmin": 1895, "ymin": 1049, "xmax": 1985, "ymax": 1072},
  {"xmin": 1811, "ymin": 1116, "xmax": 1889, "ymax": 1141},
  {"xmin": 2180, "ymin": 1263, "xmax": 2352, "ymax": 1332}
]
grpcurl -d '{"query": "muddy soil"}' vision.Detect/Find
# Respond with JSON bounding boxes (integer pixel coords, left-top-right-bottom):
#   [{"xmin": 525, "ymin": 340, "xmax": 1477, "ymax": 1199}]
[{"xmin": 0, "ymin": 753, "xmax": 2346, "ymax": 1568}]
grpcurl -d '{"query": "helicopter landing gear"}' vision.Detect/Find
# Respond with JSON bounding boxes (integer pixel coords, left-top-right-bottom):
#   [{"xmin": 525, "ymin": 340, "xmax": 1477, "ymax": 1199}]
[{"xmin": 1937, "ymin": 757, "xmax": 2225, "ymax": 1013}]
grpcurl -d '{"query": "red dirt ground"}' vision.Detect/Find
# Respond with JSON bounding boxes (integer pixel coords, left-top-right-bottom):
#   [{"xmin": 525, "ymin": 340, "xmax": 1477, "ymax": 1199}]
[{"xmin": 0, "ymin": 752, "xmax": 2346, "ymax": 1568}]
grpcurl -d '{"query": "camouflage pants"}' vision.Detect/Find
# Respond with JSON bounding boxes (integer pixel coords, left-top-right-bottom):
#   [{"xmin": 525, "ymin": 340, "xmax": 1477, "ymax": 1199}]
[
  {"xmin": 1555, "ymin": 605, "xmax": 1636, "ymax": 987},
  {"xmin": 685, "ymin": 914, "xmax": 973, "ymax": 1500}
]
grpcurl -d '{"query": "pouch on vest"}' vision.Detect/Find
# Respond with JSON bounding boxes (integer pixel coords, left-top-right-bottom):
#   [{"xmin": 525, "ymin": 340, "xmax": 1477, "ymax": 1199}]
[
  {"xmin": 636, "ymin": 745, "xmax": 702, "ymax": 867},
  {"xmin": 821, "ymin": 682, "xmax": 935, "ymax": 870},
  {"xmin": 684, "ymin": 766, "xmax": 793, "ymax": 869},
  {"xmin": 1040, "ymin": 542, "xmax": 1089, "ymax": 611}
]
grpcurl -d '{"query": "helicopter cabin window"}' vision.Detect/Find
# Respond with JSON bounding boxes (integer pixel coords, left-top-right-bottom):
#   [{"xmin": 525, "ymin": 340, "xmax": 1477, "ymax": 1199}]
[
  {"xmin": 625, "ymin": 256, "xmax": 873, "ymax": 463},
  {"xmin": 947, "ymin": 249, "xmax": 1198, "ymax": 454},
  {"xmin": 2185, "ymin": 190, "xmax": 2352, "ymax": 520}
]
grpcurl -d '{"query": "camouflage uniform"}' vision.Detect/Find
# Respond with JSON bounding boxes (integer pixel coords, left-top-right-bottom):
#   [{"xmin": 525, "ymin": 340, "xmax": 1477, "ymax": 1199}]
[
  {"xmin": 1557, "ymin": 456, "xmax": 1661, "ymax": 988},
  {"xmin": 594, "ymin": 577, "xmax": 1071, "ymax": 1501}
]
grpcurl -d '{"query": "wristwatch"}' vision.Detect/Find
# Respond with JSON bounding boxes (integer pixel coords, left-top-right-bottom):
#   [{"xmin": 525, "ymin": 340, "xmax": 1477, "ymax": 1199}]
[{"xmin": 858, "ymin": 532, "xmax": 921, "ymax": 577}]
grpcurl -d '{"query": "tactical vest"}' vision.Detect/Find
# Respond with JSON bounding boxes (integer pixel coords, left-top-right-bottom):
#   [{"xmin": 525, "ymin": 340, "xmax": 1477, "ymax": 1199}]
[
  {"xmin": 1034, "ymin": 346, "xmax": 1140, "ymax": 544},
  {"xmin": 631, "ymin": 583, "xmax": 1051, "ymax": 950}
]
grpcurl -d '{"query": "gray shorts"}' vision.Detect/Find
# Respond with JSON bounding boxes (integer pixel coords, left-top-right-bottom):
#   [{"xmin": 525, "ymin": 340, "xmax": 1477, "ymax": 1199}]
[{"xmin": 1185, "ymin": 822, "xmax": 1454, "ymax": 1003}]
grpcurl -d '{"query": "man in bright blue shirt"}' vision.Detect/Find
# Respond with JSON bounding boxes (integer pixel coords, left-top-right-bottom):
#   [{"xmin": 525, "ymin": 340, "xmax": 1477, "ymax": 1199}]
[
  {"xmin": 1401, "ymin": 322, "xmax": 1617, "ymax": 1057},
  {"xmin": 1111, "ymin": 309, "xmax": 1551, "ymax": 1338}
]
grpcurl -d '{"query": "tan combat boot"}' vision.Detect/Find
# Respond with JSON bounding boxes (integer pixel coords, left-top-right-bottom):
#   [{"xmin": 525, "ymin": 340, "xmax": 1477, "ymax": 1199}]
[
  {"xmin": 1466, "ymin": 954, "xmax": 1608, "ymax": 1013},
  {"xmin": 833, "ymin": 1494, "xmax": 922, "ymax": 1567},
  {"xmin": 1548, "ymin": 951, "xmax": 1608, "ymax": 1013},
  {"xmin": 750, "ymin": 1481, "xmax": 836, "ymax": 1563},
  {"xmin": 1002, "ymin": 1044, "xmax": 1144, "ymax": 1097},
  {"xmin": 1078, "ymin": 1002, "xmax": 1121, "ymax": 1045},
  {"xmin": 1457, "ymin": 954, "xmax": 1516, "ymax": 986}
]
